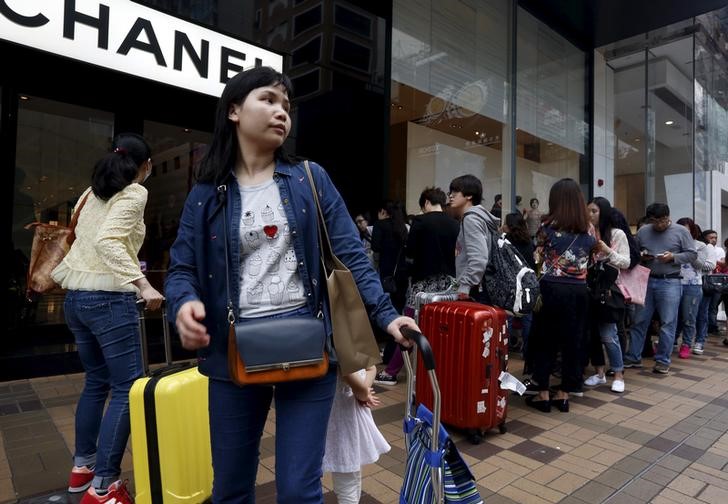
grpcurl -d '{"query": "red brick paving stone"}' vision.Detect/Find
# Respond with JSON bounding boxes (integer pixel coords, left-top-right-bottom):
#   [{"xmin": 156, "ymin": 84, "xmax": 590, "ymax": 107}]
[
  {"xmin": 509, "ymin": 439, "xmax": 563, "ymax": 464},
  {"xmin": 613, "ymin": 397, "xmax": 654, "ymax": 411},
  {"xmin": 672, "ymin": 444, "xmax": 707, "ymax": 463},
  {"xmin": 674, "ymin": 373, "xmax": 704, "ymax": 382},
  {"xmin": 459, "ymin": 440, "xmax": 504, "ymax": 460},
  {"xmin": 645, "ymin": 436, "xmax": 680, "ymax": 452},
  {"xmin": 504, "ymin": 419, "xmax": 546, "ymax": 438},
  {"xmin": 710, "ymin": 397, "xmax": 728, "ymax": 408},
  {"xmin": 571, "ymin": 395, "xmax": 608, "ymax": 409}
]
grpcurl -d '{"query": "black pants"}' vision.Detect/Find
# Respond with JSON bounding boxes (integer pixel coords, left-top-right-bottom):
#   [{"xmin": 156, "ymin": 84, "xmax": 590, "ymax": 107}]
[{"xmin": 531, "ymin": 280, "xmax": 589, "ymax": 393}]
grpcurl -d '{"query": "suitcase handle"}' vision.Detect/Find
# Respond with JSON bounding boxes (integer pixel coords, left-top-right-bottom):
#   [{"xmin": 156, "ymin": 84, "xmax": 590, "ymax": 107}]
[
  {"xmin": 401, "ymin": 328, "xmax": 436, "ymax": 370},
  {"xmin": 137, "ymin": 299, "xmax": 172, "ymax": 374}
]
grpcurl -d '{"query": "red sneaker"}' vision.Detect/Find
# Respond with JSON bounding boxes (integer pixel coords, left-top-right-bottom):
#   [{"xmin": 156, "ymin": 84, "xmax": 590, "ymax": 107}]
[
  {"xmin": 678, "ymin": 343, "xmax": 691, "ymax": 359},
  {"xmin": 68, "ymin": 466, "xmax": 95, "ymax": 493},
  {"xmin": 80, "ymin": 480, "xmax": 134, "ymax": 504}
]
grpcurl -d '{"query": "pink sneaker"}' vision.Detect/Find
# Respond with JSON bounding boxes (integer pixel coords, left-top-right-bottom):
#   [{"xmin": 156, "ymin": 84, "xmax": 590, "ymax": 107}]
[
  {"xmin": 68, "ymin": 465, "xmax": 95, "ymax": 493},
  {"xmin": 678, "ymin": 343, "xmax": 691, "ymax": 359}
]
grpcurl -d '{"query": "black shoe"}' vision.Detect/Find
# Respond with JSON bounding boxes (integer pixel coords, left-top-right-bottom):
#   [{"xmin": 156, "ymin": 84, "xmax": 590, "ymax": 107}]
[
  {"xmin": 605, "ymin": 368, "xmax": 615, "ymax": 377},
  {"xmin": 552, "ymin": 398, "xmax": 569, "ymax": 413},
  {"xmin": 525, "ymin": 396, "xmax": 551, "ymax": 412},
  {"xmin": 723, "ymin": 337, "xmax": 728, "ymax": 346}
]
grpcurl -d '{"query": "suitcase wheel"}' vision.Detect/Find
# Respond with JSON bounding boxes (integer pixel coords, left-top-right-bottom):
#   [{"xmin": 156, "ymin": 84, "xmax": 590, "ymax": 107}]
[
  {"xmin": 466, "ymin": 429, "xmax": 483, "ymax": 445},
  {"xmin": 499, "ymin": 423, "xmax": 508, "ymax": 434}
]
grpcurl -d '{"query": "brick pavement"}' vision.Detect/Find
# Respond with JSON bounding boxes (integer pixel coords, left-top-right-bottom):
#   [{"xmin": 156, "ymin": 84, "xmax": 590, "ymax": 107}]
[{"xmin": 2, "ymin": 335, "xmax": 728, "ymax": 504}]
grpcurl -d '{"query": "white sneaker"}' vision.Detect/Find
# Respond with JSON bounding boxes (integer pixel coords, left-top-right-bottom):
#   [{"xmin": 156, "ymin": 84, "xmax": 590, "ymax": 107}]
[
  {"xmin": 611, "ymin": 379, "xmax": 625, "ymax": 393},
  {"xmin": 584, "ymin": 374, "xmax": 607, "ymax": 387}
]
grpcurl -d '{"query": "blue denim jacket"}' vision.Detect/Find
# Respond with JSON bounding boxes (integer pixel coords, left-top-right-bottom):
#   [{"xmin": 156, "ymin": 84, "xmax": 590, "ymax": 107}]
[{"xmin": 164, "ymin": 160, "xmax": 398, "ymax": 379}]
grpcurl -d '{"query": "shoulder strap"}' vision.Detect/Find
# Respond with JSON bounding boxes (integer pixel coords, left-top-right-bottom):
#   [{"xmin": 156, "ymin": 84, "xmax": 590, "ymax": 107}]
[
  {"xmin": 304, "ymin": 161, "xmax": 334, "ymax": 274},
  {"xmin": 67, "ymin": 189, "xmax": 92, "ymax": 243}
]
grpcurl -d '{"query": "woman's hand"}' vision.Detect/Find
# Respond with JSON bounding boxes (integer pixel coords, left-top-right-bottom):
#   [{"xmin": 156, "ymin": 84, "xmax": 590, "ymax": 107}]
[
  {"xmin": 176, "ymin": 300, "xmax": 210, "ymax": 350},
  {"xmin": 134, "ymin": 278, "xmax": 164, "ymax": 311},
  {"xmin": 597, "ymin": 240, "xmax": 611, "ymax": 255},
  {"xmin": 386, "ymin": 316, "xmax": 420, "ymax": 347}
]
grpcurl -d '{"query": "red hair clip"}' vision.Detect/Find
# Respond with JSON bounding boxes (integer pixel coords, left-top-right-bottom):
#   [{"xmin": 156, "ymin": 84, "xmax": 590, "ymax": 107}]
[{"xmin": 113, "ymin": 147, "xmax": 128, "ymax": 154}]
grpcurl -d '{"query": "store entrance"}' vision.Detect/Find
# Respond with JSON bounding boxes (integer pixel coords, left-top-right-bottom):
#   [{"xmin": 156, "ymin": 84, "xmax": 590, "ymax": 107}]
[{"xmin": 5, "ymin": 92, "xmax": 211, "ymax": 381}]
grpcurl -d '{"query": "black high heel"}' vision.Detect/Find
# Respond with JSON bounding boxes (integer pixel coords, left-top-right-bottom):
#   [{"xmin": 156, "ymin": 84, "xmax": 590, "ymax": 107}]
[
  {"xmin": 552, "ymin": 398, "xmax": 569, "ymax": 413},
  {"xmin": 525, "ymin": 396, "xmax": 551, "ymax": 413}
]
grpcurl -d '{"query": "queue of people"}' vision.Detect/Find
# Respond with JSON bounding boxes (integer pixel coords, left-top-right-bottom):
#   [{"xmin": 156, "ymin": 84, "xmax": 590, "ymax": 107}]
[{"xmin": 54, "ymin": 64, "xmax": 728, "ymax": 504}]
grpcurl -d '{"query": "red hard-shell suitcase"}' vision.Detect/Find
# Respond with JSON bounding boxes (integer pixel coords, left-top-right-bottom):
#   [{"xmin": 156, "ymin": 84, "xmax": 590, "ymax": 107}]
[{"xmin": 415, "ymin": 301, "xmax": 509, "ymax": 442}]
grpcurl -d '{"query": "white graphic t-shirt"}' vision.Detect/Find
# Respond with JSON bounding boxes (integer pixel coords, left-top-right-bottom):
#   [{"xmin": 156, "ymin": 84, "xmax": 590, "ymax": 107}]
[{"xmin": 238, "ymin": 179, "xmax": 306, "ymax": 317}]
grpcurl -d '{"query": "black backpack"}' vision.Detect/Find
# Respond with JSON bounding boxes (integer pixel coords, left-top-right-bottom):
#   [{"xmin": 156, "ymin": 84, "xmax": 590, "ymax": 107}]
[{"xmin": 478, "ymin": 217, "xmax": 540, "ymax": 316}]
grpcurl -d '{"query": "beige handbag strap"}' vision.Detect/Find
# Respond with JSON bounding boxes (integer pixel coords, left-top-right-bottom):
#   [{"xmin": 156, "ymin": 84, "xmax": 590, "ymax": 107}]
[{"xmin": 304, "ymin": 160, "xmax": 336, "ymax": 274}]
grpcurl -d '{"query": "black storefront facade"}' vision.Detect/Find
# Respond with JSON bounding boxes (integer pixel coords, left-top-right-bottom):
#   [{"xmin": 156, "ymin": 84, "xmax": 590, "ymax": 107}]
[{"xmin": 3, "ymin": 0, "xmax": 727, "ymax": 380}]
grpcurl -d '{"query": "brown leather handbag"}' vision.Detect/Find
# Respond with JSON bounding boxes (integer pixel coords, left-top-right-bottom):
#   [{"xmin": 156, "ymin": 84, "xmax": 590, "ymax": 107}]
[{"xmin": 25, "ymin": 190, "xmax": 91, "ymax": 299}]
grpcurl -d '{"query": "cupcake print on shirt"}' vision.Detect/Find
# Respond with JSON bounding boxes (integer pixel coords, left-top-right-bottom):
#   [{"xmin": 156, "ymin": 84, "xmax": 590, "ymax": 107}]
[
  {"xmin": 284, "ymin": 249, "xmax": 297, "ymax": 271},
  {"xmin": 268, "ymin": 276, "xmax": 283, "ymax": 305},
  {"xmin": 238, "ymin": 179, "xmax": 306, "ymax": 317},
  {"xmin": 261, "ymin": 205, "xmax": 275, "ymax": 223}
]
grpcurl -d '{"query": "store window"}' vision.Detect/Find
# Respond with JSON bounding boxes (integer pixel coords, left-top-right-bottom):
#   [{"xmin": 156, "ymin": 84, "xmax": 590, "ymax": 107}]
[
  {"xmin": 12, "ymin": 96, "xmax": 114, "ymax": 327},
  {"xmin": 516, "ymin": 8, "xmax": 588, "ymax": 218},
  {"xmin": 391, "ymin": 0, "xmax": 512, "ymax": 216},
  {"xmin": 142, "ymin": 120, "xmax": 211, "ymax": 292}
]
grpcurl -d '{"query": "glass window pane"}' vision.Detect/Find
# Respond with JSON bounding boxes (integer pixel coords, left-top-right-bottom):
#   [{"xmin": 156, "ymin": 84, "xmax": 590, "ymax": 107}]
[
  {"xmin": 13, "ymin": 96, "xmax": 114, "ymax": 325},
  {"xmin": 142, "ymin": 120, "xmax": 211, "ymax": 292},
  {"xmin": 391, "ymin": 0, "xmax": 511, "ymax": 215},
  {"xmin": 516, "ymin": 8, "xmax": 588, "ymax": 221},
  {"xmin": 646, "ymin": 37, "xmax": 694, "ymax": 222}
]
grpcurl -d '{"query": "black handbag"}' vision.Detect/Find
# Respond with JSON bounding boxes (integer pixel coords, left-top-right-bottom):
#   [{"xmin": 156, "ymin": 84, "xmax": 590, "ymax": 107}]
[
  {"xmin": 382, "ymin": 248, "xmax": 403, "ymax": 295},
  {"xmin": 703, "ymin": 274, "xmax": 728, "ymax": 295},
  {"xmin": 587, "ymin": 260, "xmax": 625, "ymax": 323}
]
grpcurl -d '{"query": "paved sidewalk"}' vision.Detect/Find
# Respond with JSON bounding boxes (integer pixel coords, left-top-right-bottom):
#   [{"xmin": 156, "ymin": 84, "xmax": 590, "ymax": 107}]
[{"xmin": 3, "ymin": 335, "xmax": 728, "ymax": 504}]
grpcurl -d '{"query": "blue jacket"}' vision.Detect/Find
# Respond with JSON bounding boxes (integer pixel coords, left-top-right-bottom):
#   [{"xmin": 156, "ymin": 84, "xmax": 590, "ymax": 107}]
[{"xmin": 164, "ymin": 160, "xmax": 398, "ymax": 379}]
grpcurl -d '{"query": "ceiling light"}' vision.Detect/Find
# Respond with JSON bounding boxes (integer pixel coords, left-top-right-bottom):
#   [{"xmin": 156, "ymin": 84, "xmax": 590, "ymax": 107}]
[
  {"xmin": 183, "ymin": 128, "xmax": 191, "ymax": 133},
  {"xmin": 665, "ymin": 120, "xmax": 674, "ymax": 125},
  {"xmin": 19, "ymin": 95, "xmax": 29, "ymax": 100}
]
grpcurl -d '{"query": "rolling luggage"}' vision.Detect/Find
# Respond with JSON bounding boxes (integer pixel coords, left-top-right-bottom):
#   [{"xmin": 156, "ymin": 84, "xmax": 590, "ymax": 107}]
[
  {"xmin": 400, "ymin": 328, "xmax": 483, "ymax": 504},
  {"xmin": 412, "ymin": 289, "xmax": 458, "ymax": 322},
  {"xmin": 416, "ymin": 301, "xmax": 509, "ymax": 443},
  {"xmin": 129, "ymin": 301, "xmax": 212, "ymax": 504}
]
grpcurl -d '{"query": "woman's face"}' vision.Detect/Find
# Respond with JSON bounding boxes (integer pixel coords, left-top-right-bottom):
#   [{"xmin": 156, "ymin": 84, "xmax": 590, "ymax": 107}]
[
  {"xmin": 531, "ymin": 200, "xmax": 539, "ymax": 209},
  {"xmin": 228, "ymin": 84, "xmax": 291, "ymax": 151},
  {"xmin": 587, "ymin": 203, "xmax": 600, "ymax": 226}
]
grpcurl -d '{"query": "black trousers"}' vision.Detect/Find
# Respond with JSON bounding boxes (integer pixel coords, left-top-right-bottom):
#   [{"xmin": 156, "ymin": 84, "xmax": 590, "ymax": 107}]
[{"xmin": 531, "ymin": 280, "xmax": 590, "ymax": 393}]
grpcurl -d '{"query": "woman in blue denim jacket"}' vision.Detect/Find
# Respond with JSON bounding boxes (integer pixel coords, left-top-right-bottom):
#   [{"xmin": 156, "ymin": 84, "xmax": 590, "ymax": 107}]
[{"xmin": 164, "ymin": 67, "xmax": 418, "ymax": 504}]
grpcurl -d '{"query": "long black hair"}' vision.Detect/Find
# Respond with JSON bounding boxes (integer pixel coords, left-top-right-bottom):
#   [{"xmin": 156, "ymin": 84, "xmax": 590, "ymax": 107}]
[
  {"xmin": 589, "ymin": 196, "xmax": 613, "ymax": 247},
  {"xmin": 505, "ymin": 212, "xmax": 530, "ymax": 244},
  {"xmin": 91, "ymin": 133, "xmax": 151, "ymax": 200},
  {"xmin": 610, "ymin": 207, "xmax": 641, "ymax": 269},
  {"xmin": 381, "ymin": 200, "xmax": 408, "ymax": 243},
  {"xmin": 197, "ymin": 67, "xmax": 294, "ymax": 184}
]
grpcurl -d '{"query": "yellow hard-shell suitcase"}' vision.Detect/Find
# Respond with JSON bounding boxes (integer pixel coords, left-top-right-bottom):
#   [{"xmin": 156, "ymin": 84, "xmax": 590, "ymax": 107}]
[{"xmin": 129, "ymin": 303, "xmax": 212, "ymax": 504}]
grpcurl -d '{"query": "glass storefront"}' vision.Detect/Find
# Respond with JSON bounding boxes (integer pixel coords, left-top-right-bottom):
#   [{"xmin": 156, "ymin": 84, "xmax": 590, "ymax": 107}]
[
  {"xmin": 391, "ymin": 1, "xmax": 587, "ymax": 218},
  {"xmin": 598, "ymin": 7, "xmax": 728, "ymax": 235}
]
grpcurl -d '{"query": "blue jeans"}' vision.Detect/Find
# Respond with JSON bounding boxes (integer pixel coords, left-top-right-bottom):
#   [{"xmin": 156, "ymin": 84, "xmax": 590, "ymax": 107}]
[
  {"xmin": 209, "ymin": 308, "xmax": 337, "ymax": 504},
  {"xmin": 696, "ymin": 292, "xmax": 711, "ymax": 345},
  {"xmin": 64, "ymin": 290, "xmax": 143, "ymax": 489},
  {"xmin": 599, "ymin": 322, "xmax": 624, "ymax": 373},
  {"xmin": 625, "ymin": 278, "xmax": 682, "ymax": 366},
  {"xmin": 678, "ymin": 285, "xmax": 702, "ymax": 347}
]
